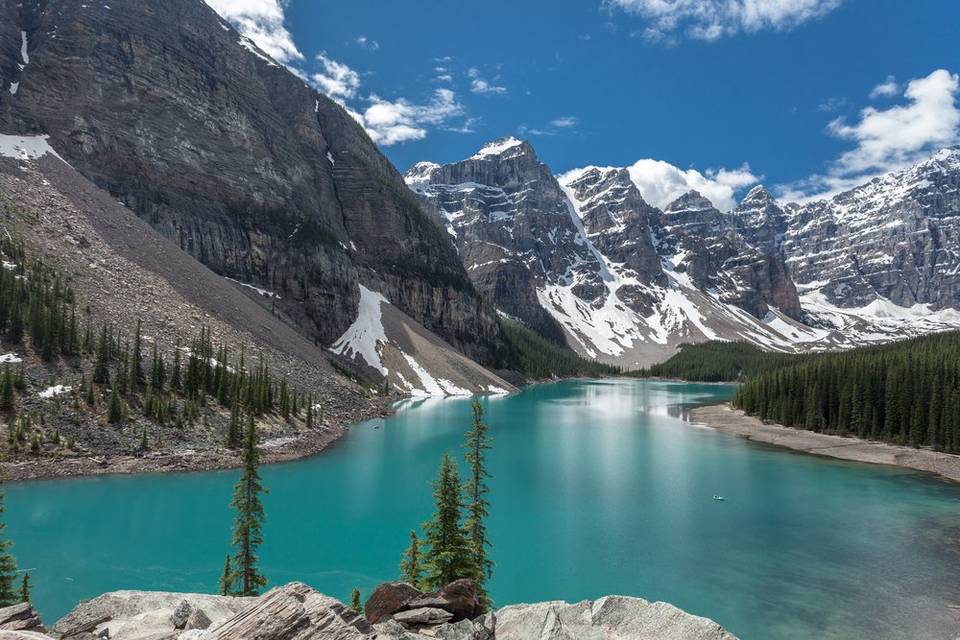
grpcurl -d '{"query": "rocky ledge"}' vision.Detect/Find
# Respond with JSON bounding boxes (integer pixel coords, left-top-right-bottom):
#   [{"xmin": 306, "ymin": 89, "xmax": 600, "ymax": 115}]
[{"xmin": 3, "ymin": 580, "xmax": 738, "ymax": 640}]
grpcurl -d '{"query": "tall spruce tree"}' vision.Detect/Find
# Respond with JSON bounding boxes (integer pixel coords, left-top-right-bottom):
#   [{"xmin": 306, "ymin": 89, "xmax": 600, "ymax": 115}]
[
  {"xmin": 463, "ymin": 398, "xmax": 492, "ymax": 608},
  {"xmin": 229, "ymin": 413, "xmax": 268, "ymax": 596},
  {"xmin": 421, "ymin": 454, "xmax": 472, "ymax": 591}
]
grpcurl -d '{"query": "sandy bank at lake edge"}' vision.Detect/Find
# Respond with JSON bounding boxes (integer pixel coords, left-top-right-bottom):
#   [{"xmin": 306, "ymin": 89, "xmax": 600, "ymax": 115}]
[{"xmin": 689, "ymin": 404, "xmax": 960, "ymax": 483}]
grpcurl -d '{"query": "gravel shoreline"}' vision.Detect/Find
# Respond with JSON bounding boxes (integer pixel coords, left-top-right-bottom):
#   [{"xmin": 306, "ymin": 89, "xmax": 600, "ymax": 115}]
[
  {"xmin": 2, "ymin": 399, "xmax": 396, "ymax": 483},
  {"xmin": 689, "ymin": 403, "xmax": 960, "ymax": 483}
]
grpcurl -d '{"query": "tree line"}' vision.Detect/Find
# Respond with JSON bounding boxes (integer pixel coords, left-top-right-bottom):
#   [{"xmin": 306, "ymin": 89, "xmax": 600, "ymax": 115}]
[
  {"xmin": 628, "ymin": 341, "xmax": 801, "ymax": 382},
  {"xmin": 1, "ymin": 235, "xmax": 314, "ymax": 455},
  {"xmin": 496, "ymin": 317, "xmax": 619, "ymax": 379},
  {"xmin": 733, "ymin": 331, "xmax": 960, "ymax": 451}
]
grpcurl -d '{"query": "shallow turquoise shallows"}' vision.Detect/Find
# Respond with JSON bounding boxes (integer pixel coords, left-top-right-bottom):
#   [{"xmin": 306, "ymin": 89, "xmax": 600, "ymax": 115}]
[{"xmin": 8, "ymin": 380, "xmax": 960, "ymax": 639}]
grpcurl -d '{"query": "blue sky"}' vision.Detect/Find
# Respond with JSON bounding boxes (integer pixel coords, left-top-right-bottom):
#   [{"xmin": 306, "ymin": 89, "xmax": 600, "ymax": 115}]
[{"xmin": 207, "ymin": 0, "xmax": 960, "ymax": 208}]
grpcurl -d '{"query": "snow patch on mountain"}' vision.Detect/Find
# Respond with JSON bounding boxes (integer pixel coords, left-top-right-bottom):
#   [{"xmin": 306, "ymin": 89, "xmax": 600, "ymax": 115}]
[
  {"xmin": 0, "ymin": 134, "xmax": 67, "ymax": 163},
  {"xmin": 330, "ymin": 284, "xmax": 389, "ymax": 375},
  {"xmin": 471, "ymin": 137, "xmax": 524, "ymax": 159}
]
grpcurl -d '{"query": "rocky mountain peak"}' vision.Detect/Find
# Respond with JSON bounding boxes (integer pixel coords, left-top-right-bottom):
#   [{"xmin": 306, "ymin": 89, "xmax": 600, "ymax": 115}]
[
  {"xmin": 664, "ymin": 190, "xmax": 716, "ymax": 213},
  {"xmin": 469, "ymin": 136, "xmax": 533, "ymax": 161},
  {"xmin": 740, "ymin": 184, "xmax": 775, "ymax": 206}
]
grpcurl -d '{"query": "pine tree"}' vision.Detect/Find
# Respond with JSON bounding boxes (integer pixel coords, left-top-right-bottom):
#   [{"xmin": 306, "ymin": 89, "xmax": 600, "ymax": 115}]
[
  {"xmin": 92, "ymin": 325, "xmax": 111, "ymax": 385},
  {"xmin": 463, "ymin": 398, "xmax": 493, "ymax": 607},
  {"xmin": 107, "ymin": 386, "xmax": 123, "ymax": 423},
  {"xmin": 229, "ymin": 413, "xmax": 268, "ymax": 596},
  {"xmin": 130, "ymin": 319, "xmax": 145, "ymax": 390},
  {"xmin": 349, "ymin": 588, "xmax": 362, "ymax": 614},
  {"xmin": 0, "ymin": 472, "xmax": 18, "ymax": 606},
  {"xmin": 421, "ymin": 454, "xmax": 473, "ymax": 591},
  {"xmin": 399, "ymin": 530, "xmax": 422, "ymax": 588},
  {"xmin": 0, "ymin": 366, "xmax": 14, "ymax": 411},
  {"xmin": 305, "ymin": 395, "xmax": 314, "ymax": 430},
  {"xmin": 227, "ymin": 401, "xmax": 241, "ymax": 449},
  {"xmin": 218, "ymin": 554, "xmax": 235, "ymax": 596},
  {"xmin": 171, "ymin": 340, "xmax": 182, "ymax": 391},
  {"xmin": 18, "ymin": 571, "xmax": 29, "ymax": 603}
]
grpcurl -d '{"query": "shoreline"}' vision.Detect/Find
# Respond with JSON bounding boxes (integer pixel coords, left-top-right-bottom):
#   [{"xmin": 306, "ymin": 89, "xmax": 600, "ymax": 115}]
[
  {"xmin": 2, "ymin": 397, "xmax": 397, "ymax": 483},
  {"xmin": 689, "ymin": 403, "xmax": 960, "ymax": 483}
]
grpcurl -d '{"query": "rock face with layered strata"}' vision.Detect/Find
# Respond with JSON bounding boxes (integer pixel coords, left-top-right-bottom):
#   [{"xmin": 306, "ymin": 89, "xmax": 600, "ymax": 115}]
[{"xmin": 0, "ymin": 0, "xmax": 498, "ymax": 365}]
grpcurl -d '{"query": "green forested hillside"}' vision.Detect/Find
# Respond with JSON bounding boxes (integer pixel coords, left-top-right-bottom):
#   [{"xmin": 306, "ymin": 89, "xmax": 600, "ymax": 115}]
[
  {"xmin": 497, "ymin": 318, "xmax": 618, "ymax": 380},
  {"xmin": 628, "ymin": 341, "xmax": 800, "ymax": 382},
  {"xmin": 733, "ymin": 332, "xmax": 960, "ymax": 451}
]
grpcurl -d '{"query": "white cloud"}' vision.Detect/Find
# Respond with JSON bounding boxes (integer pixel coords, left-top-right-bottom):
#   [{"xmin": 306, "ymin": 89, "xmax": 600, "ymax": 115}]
[
  {"xmin": 467, "ymin": 67, "xmax": 507, "ymax": 95},
  {"xmin": 207, "ymin": 2, "xmax": 467, "ymax": 147},
  {"xmin": 609, "ymin": 0, "xmax": 842, "ymax": 42},
  {"xmin": 780, "ymin": 69, "xmax": 960, "ymax": 201},
  {"xmin": 625, "ymin": 159, "xmax": 760, "ymax": 210},
  {"xmin": 551, "ymin": 116, "xmax": 579, "ymax": 128},
  {"xmin": 869, "ymin": 75, "xmax": 899, "ymax": 99},
  {"xmin": 311, "ymin": 53, "xmax": 361, "ymax": 100},
  {"xmin": 357, "ymin": 89, "xmax": 466, "ymax": 145},
  {"xmin": 355, "ymin": 36, "xmax": 380, "ymax": 51},
  {"xmin": 204, "ymin": 0, "xmax": 302, "ymax": 63}
]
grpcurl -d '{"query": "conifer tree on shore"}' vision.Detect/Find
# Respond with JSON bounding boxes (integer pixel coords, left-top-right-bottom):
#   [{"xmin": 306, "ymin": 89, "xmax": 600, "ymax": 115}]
[
  {"xmin": 218, "ymin": 555, "xmax": 234, "ymax": 596},
  {"xmin": 349, "ymin": 588, "xmax": 362, "ymax": 613},
  {"xmin": 399, "ymin": 530, "xmax": 422, "ymax": 588},
  {"xmin": 0, "ymin": 470, "xmax": 17, "ymax": 606},
  {"xmin": 18, "ymin": 571, "xmax": 29, "ymax": 603},
  {"xmin": 229, "ymin": 413, "xmax": 268, "ymax": 596},
  {"xmin": 420, "ymin": 454, "xmax": 473, "ymax": 591},
  {"xmin": 463, "ymin": 398, "xmax": 492, "ymax": 608}
]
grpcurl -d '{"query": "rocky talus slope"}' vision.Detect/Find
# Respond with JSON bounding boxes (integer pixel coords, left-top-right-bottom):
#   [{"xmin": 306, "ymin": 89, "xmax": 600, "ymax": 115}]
[
  {"xmin": 0, "ymin": 0, "xmax": 499, "ymax": 367},
  {"xmin": 4, "ymin": 580, "xmax": 737, "ymax": 640},
  {"xmin": 408, "ymin": 140, "xmax": 960, "ymax": 367},
  {"xmin": 0, "ymin": 135, "xmax": 510, "ymax": 481}
]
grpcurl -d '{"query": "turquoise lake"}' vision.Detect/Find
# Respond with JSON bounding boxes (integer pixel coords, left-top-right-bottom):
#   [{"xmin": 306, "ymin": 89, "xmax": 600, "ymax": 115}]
[{"xmin": 8, "ymin": 380, "xmax": 960, "ymax": 639}]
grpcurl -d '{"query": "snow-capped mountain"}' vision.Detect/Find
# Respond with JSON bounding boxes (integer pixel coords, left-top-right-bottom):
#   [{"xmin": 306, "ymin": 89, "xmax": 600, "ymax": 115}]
[{"xmin": 406, "ymin": 139, "xmax": 960, "ymax": 367}]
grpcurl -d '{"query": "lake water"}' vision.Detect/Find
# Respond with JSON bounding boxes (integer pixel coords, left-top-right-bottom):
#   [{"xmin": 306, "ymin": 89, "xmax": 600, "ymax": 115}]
[{"xmin": 8, "ymin": 380, "xmax": 960, "ymax": 639}]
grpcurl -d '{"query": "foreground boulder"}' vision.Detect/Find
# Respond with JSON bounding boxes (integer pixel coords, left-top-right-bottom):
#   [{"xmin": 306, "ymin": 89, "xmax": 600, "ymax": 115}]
[
  {"xmin": 0, "ymin": 603, "xmax": 45, "ymax": 633},
  {"xmin": 49, "ymin": 582, "xmax": 737, "ymax": 640},
  {"xmin": 488, "ymin": 596, "xmax": 737, "ymax": 640},
  {"xmin": 51, "ymin": 590, "xmax": 251, "ymax": 639},
  {"xmin": 211, "ymin": 582, "xmax": 369, "ymax": 640},
  {"xmin": 364, "ymin": 579, "xmax": 482, "ymax": 626}
]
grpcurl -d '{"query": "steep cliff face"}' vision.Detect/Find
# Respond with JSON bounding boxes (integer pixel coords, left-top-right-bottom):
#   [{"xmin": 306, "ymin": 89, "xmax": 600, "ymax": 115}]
[
  {"xmin": 407, "ymin": 138, "xmax": 602, "ymax": 342},
  {"xmin": 0, "ymin": 0, "xmax": 498, "ymax": 363},
  {"xmin": 408, "ymin": 139, "xmax": 960, "ymax": 366},
  {"xmin": 784, "ymin": 147, "xmax": 960, "ymax": 312}
]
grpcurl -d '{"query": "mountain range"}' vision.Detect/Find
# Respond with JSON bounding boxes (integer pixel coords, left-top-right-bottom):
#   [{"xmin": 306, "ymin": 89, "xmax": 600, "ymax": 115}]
[
  {"xmin": 2, "ymin": 0, "xmax": 959, "ymax": 391},
  {"xmin": 407, "ymin": 139, "xmax": 960, "ymax": 367}
]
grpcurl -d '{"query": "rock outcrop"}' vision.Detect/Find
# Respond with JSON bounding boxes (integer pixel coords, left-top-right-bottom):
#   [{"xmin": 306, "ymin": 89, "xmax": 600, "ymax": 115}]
[
  {"xmin": 48, "ymin": 582, "xmax": 738, "ymax": 640},
  {"xmin": 0, "ymin": 603, "xmax": 45, "ymax": 634}
]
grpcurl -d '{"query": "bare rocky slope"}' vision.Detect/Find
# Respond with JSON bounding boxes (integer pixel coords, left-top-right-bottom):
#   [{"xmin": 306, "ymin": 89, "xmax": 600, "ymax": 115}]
[
  {"xmin": 408, "ymin": 139, "xmax": 960, "ymax": 368},
  {"xmin": 0, "ymin": 0, "xmax": 499, "ymax": 365},
  {"xmin": 0, "ymin": 137, "xmax": 510, "ymax": 480}
]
